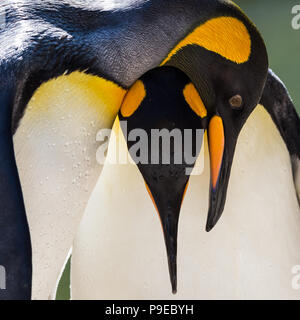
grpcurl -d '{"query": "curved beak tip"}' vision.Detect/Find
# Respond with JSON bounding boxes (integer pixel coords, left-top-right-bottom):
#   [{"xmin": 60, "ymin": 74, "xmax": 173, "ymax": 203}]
[
  {"xmin": 205, "ymin": 219, "xmax": 218, "ymax": 232},
  {"xmin": 205, "ymin": 224, "xmax": 213, "ymax": 233},
  {"xmin": 206, "ymin": 205, "xmax": 222, "ymax": 232}
]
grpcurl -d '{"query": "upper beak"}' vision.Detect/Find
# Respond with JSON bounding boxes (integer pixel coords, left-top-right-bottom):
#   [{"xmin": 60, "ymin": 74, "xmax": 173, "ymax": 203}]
[{"xmin": 206, "ymin": 115, "xmax": 237, "ymax": 231}]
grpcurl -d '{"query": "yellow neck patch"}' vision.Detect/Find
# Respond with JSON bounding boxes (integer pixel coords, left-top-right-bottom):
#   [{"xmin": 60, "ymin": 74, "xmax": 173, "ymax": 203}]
[
  {"xmin": 183, "ymin": 83, "xmax": 207, "ymax": 118},
  {"xmin": 161, "ymin": 16, "xmax": 251, "ymax": 65},
  {"xmin": 120, "ymin": 80, "xmax": 146, "ymax": 117},
  {"xmin": 26, "ymin": 71, "xmax": 126, "ymax": 121}
]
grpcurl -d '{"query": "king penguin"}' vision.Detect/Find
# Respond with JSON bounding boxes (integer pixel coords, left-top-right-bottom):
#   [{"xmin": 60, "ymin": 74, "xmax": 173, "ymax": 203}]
[
  {"xmin": 71, "ymin": 63, "xmax": 300, "ymax": 299},
  {"xmin": 0, "ymin": 0, "xmax": 286, "ymax": 299}
]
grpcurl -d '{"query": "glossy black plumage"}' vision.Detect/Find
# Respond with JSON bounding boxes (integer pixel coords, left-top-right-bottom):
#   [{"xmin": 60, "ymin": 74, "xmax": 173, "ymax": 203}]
[
  {"xmin": 0, "ymin": 88, "xmax": 32, "ymax": 300},
  {"xmin": 260, "ymin": 69, "xmax": 300, "ymax": 203}
]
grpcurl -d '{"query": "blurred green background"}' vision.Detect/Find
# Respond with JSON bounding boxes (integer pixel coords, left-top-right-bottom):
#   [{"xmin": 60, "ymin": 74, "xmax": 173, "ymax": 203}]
[
  {"xmin": 55, "ymin": 0, "xmax": 300, "ymax": 300},
  {"xmin": 236, "ymin": 0, "xmax": 300, "ymax": 115}
]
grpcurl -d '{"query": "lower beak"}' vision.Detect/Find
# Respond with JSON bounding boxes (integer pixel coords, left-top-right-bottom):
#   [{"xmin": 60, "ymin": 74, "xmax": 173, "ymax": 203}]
[
  {"xmin": 144, "ymin": 176, "xmax": 190, "ymax": 294},
  {"xmin": 206, "ymin": 115, "xmax": 236, "ymax": 231}
]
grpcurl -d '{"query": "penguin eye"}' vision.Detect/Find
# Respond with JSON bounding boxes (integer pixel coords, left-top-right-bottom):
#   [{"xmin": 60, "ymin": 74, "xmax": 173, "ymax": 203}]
[{"xmin": 229, "ymin": 95, "xmax": 243, "ymax": 109}]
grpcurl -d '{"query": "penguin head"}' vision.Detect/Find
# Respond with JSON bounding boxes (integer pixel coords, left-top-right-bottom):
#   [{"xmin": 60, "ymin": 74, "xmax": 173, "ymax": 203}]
[
  {"xmin": 161, "ymin": 5, "xmax": 269, "ymax": 231},
  {"xmin": 119, "ymin": 66, "xmax": 207, "ymax": 293}
]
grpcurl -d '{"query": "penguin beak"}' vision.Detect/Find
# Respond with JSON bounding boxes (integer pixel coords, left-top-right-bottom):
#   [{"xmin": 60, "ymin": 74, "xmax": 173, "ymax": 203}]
[
  {"xmin": 140, "ymin": 165, "xmax": 190, "ymax": 294},
  {"xmin": 206, "ymin": 115, "xmax": 236, "ymax": 231}
]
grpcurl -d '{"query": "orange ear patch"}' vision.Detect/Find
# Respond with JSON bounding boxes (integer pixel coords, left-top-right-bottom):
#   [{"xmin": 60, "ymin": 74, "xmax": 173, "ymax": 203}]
[
  {"xmin": 183, "ymin": 83, "xmax": 207, "ymax": 118},
  {"xmin": 161, "ymin": 17, "xmax": 251, "ymax": 65},
  {"xmin": 120, "ymin": 80, "xmax": 146, "ymax": 117}
]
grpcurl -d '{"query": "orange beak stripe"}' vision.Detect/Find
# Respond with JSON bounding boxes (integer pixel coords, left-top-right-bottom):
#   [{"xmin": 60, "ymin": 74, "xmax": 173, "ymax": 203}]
[{"xmin": 208, "ymin": 116, "xmax": 225, "ymax": 190}]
